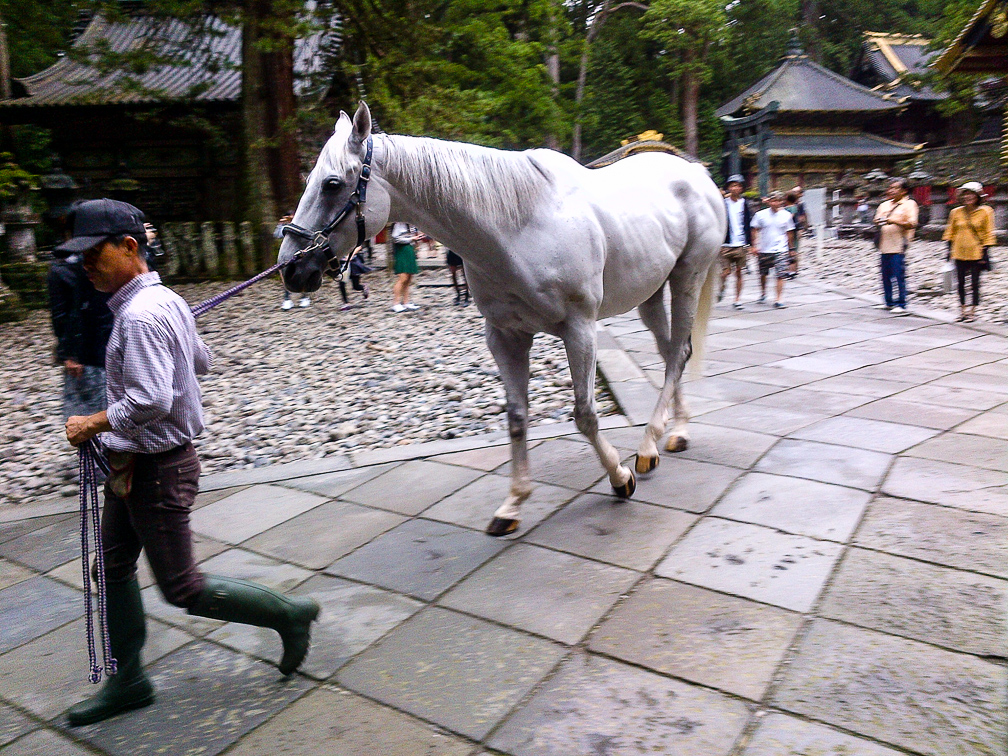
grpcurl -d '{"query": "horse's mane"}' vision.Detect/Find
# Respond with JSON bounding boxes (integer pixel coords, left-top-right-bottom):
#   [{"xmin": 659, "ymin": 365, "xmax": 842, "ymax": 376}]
[{"xmin": 379, "ymin": 135, "xmax": 549, "ymax": 229}]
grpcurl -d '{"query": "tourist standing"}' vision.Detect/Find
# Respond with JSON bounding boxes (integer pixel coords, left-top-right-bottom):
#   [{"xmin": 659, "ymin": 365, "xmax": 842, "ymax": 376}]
[
  {"xmin": 873, "ymin": 178, "xmax": 918, "ymax": 315},
  {"xmin": 390, "ymin": 221, "xmax": 419, "ymax": 312},
  {"xmin": 446, "ymin": 248, "xmax": 469, "ymax": 306},
  {"xmin": 943, "ymin": 181, "xmax": 995, "ymax": 322},
  {"xmin": 720, "ymin": 174, "xmax": 751, "ymax": 309},
  {"xmin": 784, "ymin": 189, "xmax": 806, "ymax": 276},
  {"xmin": 750, "ymin": 191, "xmax": 796, "ymax": 308},
  {"xmin": 60, "ymin": 199, "xmax": 319, "ymax": 727},
  {"xmin": 274, "ymin": 213, "xmax": 310, "ymax": 310},
  {"xmin": 337, "ymin": 253, "xmax": 372, "ymax": 311}
]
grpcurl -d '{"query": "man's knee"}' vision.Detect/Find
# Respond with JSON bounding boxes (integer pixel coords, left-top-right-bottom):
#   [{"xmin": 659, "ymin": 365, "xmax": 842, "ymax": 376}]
[{"xmin": 158, "ymin": 569, "xmax": 206, "ymax": 609}]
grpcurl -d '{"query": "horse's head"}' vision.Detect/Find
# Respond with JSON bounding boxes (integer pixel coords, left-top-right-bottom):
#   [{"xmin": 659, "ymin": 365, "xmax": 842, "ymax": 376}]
[{"xmin": 279, "ymin": 101, "xmax": 389, "ymax": 292}]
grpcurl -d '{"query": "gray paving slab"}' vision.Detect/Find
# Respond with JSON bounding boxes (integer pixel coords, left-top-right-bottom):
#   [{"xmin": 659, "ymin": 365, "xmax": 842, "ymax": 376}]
[
  {"xmin": 337, "ymin": 607, "xmax": 565, "ymax": 740},
  {"xmin": 753, "ymin": 386, "xmax": 871, "ymax": 415},
  {"xmin": 199, "ymin": 547, "xmax": 315, "ymax": 592},
  {"xmin": 244, "ymin": 500, "xmax": 407, "ymax": 569},
  {"xmin": 589, "ymin": 578, "xmax": 801, "ymax": 700},
  {"xmin": 740, "ymin": 713, "xmax": 907, "ymax": 756},
  {"xmin": 342, "ymin": 459, "xmax": 483, "ymax": 515},
  {"xmin": 0, "ymin": 617, "xmax": 189, "ymax": 720},
  {"xmin": 894, "ymin": 383, "xmax": 1007, "ymax": 411},
  {"xmin": 423, "ymin": 473, "xmax": 575, "ymax": 535},
  {"xmin": 931, "ymin": 370, "xmax": 1008, "ymax": 394},
  {"xmin": 674, "ymin": 423, "xmax": 778, "ymax": 469},
  {"xmin": 0, "ymin": 513, "xmax": 73, "ymax": 546},
  {"xmin": 905, "ymin": 431, "xmax": 1008, "ymax": 473},
  {"xmin": 755, "ymin": 439, "xmax": 892, "ymax": 491},
  {"xmin": 226, "ymin": 687, "xmax": 475, "ymax": 756},
  {"xmin": 0, "ymin": 516, "xmax": 83, "ymax": 573},
  {"xmin": 712, "ymin": 472, "xmax": 870, "ymax": 542},
  {"xmin": 882, "ymin": 457, "xmax": 1008, "ymax": 517},
  {"xmin": 655, "ymin": 519, "xmax": 843, "ymax": 612},
  {"xmin": 844, "ymin": 397, "xmax": 980, "ymax": 430},
  {"xmin": 0, "ymin": 701, "xmax": 35, "ymax": 747},
  {"xmin": 325, "ymin": 518, "xmax": 506, "ymax": 600},
  {"xmin": 5, "ymin": 729, "xmax": 96, "ymax": 756},
  {"xmin": 69, "ymin": 641, "xmax": 314, "ymax": 756},
  {"xmin": 855, "ymin": 497, "xmax": 1008, "ymax": 578},
  {"xmin": 887, "ymin": 346, "xmax": 999, "ymax": 372},
  {"xmin": 804, "ymin": 373, "xmax": 917, "ymax": 398},
  {"xmin": 691, "ymin": 402, "xmax": 827, "ymax": 437},
  {"xmin": 591, "ymin": 456, "xmax": 741, "ymax": 514},
  {"xmin": 525, "ymin": 492, "xmax": 696, "ymax": 571},
  {"xmin": 432, "ymin": 442, "xmax": 520, "ymax": 471},
  {"xmin": 788, "ymin": 415, "xmax": 939, "ymax": 454},
  {"xmin": 819, "ymin": 547, "xmax": 1008, "ymax": 656},
  {"xmin": 189, "ymin": 484, "xmax": 329, "ymax": 544},
  {"xmin": 0, "ymin": 557, "xmax": 34, "ymax": 591},
  {"xmin": 280, "ymin": 462, "xmax": 401, "ymax": 498},
  {"xmin": 209, "ymin": 574, "xmax": 421, "ymax": 679},
  {"xmin": 955, "ymin": 405, "xmax": 1008, "ymax": 439},
  {"xmin": 520, "ymin": 438, "xmax": 614, "ymax": 490},
  {"xmin": 773, "ymin": 619, "xmax": 1008, "ymax": 756},
  {"xmin": 198, "ymin": 455, "xmax": 352, "ymax": 491},
  {"xmin": 0, "ymin": 576, "xmax": 82, "ymax": 655},
  {"xmin": 487, "ymin": 652, "xmax": 750, "ymax": 756},
  {"xmin": 682, "ymin": 376, "xmax": 783, "ymax": 404},
  {"xmin": 716, "ymin": 364, "xmax": 825, "ymax": 388},
  {"xmin": 193, "ymin": 484, "xmax": 249, "ymax": 509},
  {"xmin": 440, "ymin": 543, "xmax": 637, "ymax": 644}
]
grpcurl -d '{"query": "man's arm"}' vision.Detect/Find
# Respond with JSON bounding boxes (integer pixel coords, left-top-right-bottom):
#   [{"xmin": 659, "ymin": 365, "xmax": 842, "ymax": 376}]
[
  {"xmin": 193, "ymin": 333, "xmax": 213, "ymax": 376},
  {"xmin": 104, "ymin": 317, "xmax": 175, "ymax": 440},
  {"xmin": 66, "ymin": 410, "xmax": 112, "ymax": 446},
  {"xmin": 48, "ymin": 264, "xmax": 83, "ymax": 374}
]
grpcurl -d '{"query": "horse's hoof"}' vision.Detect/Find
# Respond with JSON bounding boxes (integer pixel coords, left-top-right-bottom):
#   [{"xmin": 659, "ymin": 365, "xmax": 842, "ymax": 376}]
[
  {"xmin": 665, "ymin": 435, "xmax": 689, "ymax": 453},
  {"xmin": 486, "ymin": 517, "xmax": 520, "ymax": 537},
  {"xmin": 635, "ymin": 454, "xmax": 659, "ymax": 474},
  {"xmin": 612, "ymin": 471, "xmax": 636, "ymax": 499}
]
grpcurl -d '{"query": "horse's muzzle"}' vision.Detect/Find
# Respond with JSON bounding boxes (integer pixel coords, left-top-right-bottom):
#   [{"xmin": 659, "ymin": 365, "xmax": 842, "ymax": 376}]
[{"xmin": 280, "ymin": 256, "xmax": 324, "ymax": 293}]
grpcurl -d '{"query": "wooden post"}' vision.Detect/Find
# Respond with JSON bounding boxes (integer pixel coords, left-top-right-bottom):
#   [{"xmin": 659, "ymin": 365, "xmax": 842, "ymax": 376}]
[
  {"xmin": 222, "ymin": 222, "xmax": 239, "ymax": 278},
  {"xmin": 200, "ymin": 221, "xmax": 218, "ymax": 277},
  {"xmin": 161, "ymin": 222, "xmax": 181, "ymax": 277},
  {"xmin": 239, "ymin": 221, "xmax": 255, "ymax": 276},
  {"xmin": 181, "ymin": 222, "xmax": 198, "ymax": 275}
]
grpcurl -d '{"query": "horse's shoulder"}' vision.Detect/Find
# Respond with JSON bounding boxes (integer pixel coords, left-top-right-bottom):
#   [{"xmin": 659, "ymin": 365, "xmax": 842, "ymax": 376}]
[{"xmin": 524, "ymin": 149, "xmax": 584, "ymax": 186}]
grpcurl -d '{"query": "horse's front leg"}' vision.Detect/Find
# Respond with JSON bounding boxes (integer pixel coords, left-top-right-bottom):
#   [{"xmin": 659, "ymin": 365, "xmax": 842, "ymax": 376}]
[
  {"xmin": 561, "ymin": 319, "xmax": 635, "ymax": 498},
  {"xmin": 484, "ymin": 324, "xmax": 535, "ymax": 537}
]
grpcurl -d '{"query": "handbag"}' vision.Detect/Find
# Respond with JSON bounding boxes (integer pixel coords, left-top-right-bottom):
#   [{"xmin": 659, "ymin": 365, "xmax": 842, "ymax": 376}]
[{"xmin": 940, "ymin": 260, "xmax": 956, "ymax": 295}]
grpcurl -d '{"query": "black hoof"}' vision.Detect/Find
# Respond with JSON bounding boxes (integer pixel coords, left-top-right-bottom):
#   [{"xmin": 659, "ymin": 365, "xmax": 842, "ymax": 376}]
[
  {"xmin": 486, "ymin": 517, "xmax": 520, "ymax": 537},
  {"xmin": 612, "ymin": 471, "xmax": 636, "ymax": 499},
  {"xmin": 635, "ymin": 454, "xmax": 659, "ymax": 474},
  {"xmin": 666, "ymin": 435, "xmax": 689, "ymax": 453}
]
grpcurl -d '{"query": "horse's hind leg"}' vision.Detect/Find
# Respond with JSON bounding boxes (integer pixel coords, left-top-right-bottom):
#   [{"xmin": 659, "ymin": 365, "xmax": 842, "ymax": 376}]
[
  {"xmin": 561, "ymin": 318, "xmax": 635, "ymax": 498},
  {"xmin": 484, "ymin": 324, "xmax": 535, "ymax": 536},
  {"xmin": 635, "ymin": 284, "xmax": 681, "ymax": 473}
]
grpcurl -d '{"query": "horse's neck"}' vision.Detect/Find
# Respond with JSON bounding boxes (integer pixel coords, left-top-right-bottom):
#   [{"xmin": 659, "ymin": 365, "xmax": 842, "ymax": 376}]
[{"xmin": 376, "ymin": 134, "xmax": 545, "ymax": 256}]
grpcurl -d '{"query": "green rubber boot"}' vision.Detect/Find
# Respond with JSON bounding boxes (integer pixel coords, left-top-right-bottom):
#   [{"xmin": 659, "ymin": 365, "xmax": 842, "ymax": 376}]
[
  {"xmin": 67, "ymin": 578, "xmax": 155, "ymax": 726},
  {"xmin": 188, "ymin": 576, "xmax": 320, "ymax": 675}
]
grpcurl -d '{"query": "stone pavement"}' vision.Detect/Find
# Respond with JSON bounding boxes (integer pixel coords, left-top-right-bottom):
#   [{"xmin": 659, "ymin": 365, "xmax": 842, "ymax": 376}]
[{"xmin": 1, "ymin": 279, "xmax": 1006, "ymax": 755}]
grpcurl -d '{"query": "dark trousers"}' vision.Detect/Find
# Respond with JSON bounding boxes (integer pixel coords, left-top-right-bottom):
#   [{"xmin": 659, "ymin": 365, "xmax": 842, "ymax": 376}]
[
  {"xmin": 880, "ymin": 253, "xmax": 906, "ymax": 308},
  {"xmin": 338, "ymin": 274, "xmax": 364, "ymax": 303},
  {"xmin": 956, "ymin": 259, "xmax": 982, "ymax": 306},
  {"xmin": 102, "ymin": 442, "xmax": 205, "ymax": 608}
]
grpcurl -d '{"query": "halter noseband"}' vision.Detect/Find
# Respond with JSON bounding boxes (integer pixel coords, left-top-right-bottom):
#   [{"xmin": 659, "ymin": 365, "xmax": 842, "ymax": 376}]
[{"xmin": 282, "ymin": 135, "xmax": 373, "ymax": 279}]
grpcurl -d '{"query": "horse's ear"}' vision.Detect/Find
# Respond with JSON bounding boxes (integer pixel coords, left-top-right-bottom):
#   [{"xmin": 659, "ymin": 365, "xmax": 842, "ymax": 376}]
[
  {"xmin": 335, "ymin": 111, "xmax": 350, "ymax": 131},
  {"xmin": 351, "ymin": 101, "xmax": 372, "ymax": 145}
]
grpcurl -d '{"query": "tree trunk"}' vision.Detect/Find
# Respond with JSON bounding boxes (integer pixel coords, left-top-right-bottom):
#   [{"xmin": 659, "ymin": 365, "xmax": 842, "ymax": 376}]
[
  {"xmin": 544, "ymin": 0, "xmax": 560, "ymax": 151},
  {"xmin": 800, "ymin": 0, "xmax": 821, "ymax": 62},
  {"xmin": 681, "ymin": 63, "xmax": 699, "ymax": 157}
]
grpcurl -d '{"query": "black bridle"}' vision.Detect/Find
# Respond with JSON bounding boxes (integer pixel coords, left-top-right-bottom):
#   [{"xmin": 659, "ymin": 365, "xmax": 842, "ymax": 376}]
[{"xmin": 281, "ymin": 135, "xmax": 373, "ymax": 279}]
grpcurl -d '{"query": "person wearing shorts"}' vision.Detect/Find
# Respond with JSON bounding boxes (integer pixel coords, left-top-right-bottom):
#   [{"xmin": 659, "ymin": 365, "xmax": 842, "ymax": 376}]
[
  {"xmin": 749, "ymin": 191, "xmax": 795, "ymax": 308},
  {"xmin": 445, "ymin": 248, "xmax": 469, "ymax": 306},
  {"xmin": 390, "ymin": 222, "xmax": 419, "ymax": 312},
  {"xmin": 720, "ymin": 174, "xmax": 751, "ymax": 309}
]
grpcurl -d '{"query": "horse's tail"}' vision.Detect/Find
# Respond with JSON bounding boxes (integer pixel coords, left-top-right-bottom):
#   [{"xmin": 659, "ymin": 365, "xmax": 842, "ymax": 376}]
[{"xmin": 687, "ymin": 257, "xmax": 719, "ymax": 378}]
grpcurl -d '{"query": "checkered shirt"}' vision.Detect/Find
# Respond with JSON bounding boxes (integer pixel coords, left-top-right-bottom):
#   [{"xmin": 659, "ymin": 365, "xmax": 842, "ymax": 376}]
[{"xmin": 103, "ymin": 272, "xmax": 212, "ymax": 453}]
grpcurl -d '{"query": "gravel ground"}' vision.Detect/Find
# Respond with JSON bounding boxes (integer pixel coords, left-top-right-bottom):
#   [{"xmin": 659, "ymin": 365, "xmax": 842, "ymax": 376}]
[
  {"xmin": 0, "ymin": 263, "xmax": 617, "ymax": 506},
  {"xmin": 802, "ymin": 236, "xmax": 1008, "ymax": 323}
]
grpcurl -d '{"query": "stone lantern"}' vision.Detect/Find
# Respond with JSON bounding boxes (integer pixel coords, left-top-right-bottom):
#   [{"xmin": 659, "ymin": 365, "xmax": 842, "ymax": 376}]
[
  {"xmin": 908, "ymin": 161, "xmax": 934, "ymax": 228},
  {"xmin": 0, "ymin": 158, "xmax": 40, "ymax": 262},
  {"xmin": 107, "ymin": 157, "xmax": 140, "ymax": 205}
]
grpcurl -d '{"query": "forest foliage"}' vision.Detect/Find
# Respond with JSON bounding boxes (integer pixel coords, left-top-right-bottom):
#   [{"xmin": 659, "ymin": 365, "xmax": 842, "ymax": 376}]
[{"xmin": 0, "ymin": 0, "xmax": 987, "ymax": 168}]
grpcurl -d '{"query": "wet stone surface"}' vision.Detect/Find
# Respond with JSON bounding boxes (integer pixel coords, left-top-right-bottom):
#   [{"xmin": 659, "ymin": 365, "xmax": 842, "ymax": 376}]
[
  {"xmin": 740, "ymin": 713, "xmax": 907, "ymax": 756},
  {"xmin": 773, "ymin": 619, "xmax": 1008, "ymax": 756}
]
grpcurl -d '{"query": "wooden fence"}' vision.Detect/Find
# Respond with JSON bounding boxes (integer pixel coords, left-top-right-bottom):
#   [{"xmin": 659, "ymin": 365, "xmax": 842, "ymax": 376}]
[{"xmin": 158, "ymin": 221, "xmax": 271, "ymax": 280}]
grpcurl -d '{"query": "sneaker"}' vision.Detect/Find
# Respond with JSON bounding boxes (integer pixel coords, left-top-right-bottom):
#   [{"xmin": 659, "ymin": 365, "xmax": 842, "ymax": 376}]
[
  {"xmin": 873, "ymin": 303, "xmax": 892, "ymax": 310},
  {"xmin": 773, "ymin": 301, "xmax": 786, "ymax": 309},
  {"xmin": 340, "ymin": 303, "xmax": 353, "ymax": 311},
  {"xmin": 391, "ymin": 303, "xmax": 405, "ymax": 313},
  {"xmin": 281, "ymin": 299, "xmax": 293, "ymax": 310},
  {"xmin": 299, "ymin": 297, "xmax": 311, "ymax": 308},
  {"xmin": 404, "ymin": 302, "xmax": 419, "ymax": 311},
  {"xmin": 732, "ymin": 302, "xmax": 743, "ymax": 310},
  {"xmin": 890, "ymin": 306, "xmax": 908, "ymax": 316},
  {"xmin": 756, "ymin": 294, "xmax": 766, "ymax": 304},
  {"xmin": 362, "ymin": 284, "xmax": 369, "ymax": 300}
]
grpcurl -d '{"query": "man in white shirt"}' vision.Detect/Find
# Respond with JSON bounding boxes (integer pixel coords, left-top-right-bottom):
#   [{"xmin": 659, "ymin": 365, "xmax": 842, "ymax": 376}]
[
  {"xmin": 749, "ymin": 191, "xmax": 796, "ymax": 308},
  {"xmin": 873, "ymin": 177, "xmax": 918, "ymax": 315},
  {"xmin": 720, "ymin": 174, "xmax": 751, "ymax": 310}
]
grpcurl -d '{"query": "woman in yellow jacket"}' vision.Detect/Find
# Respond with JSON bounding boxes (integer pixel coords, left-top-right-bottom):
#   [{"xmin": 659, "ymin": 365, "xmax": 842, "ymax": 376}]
[{"xmin": 943, "ymin": 181, "xmax": 996, "ymax": 321}]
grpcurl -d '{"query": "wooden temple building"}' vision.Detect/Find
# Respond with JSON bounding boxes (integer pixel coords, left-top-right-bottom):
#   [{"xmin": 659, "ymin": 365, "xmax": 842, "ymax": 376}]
[
  {"xmin": 716, "ymin": 37, "xmax": 922, "ymax": 191},
  {"xmin": 0, "ymin": 13, "xmax": 337, "ymax": 221}
]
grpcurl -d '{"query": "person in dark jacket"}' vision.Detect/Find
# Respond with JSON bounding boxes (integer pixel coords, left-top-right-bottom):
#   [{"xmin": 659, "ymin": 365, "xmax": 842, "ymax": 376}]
[
  {"xmin": 48, "ymin": 254, "xmax": 114, "ymax": 421},
  {"xmin": 720, "ymin": 174, "xmax": 752, "ymax": 309}
]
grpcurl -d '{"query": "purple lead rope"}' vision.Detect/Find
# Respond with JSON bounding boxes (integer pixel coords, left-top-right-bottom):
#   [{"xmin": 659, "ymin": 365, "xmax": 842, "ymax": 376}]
[
  {"xmin": 190, "ymin": 257, "xmax": 292, "ymax": 318},
  {"xmin": 79, "ymin": 439, "xmax": 115, "ymax": 683}
]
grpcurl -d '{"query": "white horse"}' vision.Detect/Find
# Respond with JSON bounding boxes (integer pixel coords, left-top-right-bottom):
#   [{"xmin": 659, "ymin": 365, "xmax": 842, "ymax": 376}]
[{"xmin": 280, "ymin": 102, "xmax": 724, "ymax": 536}]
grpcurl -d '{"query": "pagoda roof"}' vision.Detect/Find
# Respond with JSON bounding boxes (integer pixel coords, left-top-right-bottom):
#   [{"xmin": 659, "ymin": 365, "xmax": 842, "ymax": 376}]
[
  {"xmin": 738, "ymin": 131, "xmax": 921, "ymax": 159},
  {"xmin": 0, "ymin": 13, "xmax": 337, "ymax": 110},
  {"xmin": 716, "ymin": 43, "xmax": 905, "ymax": 118},
  {"xmin": 935, "ymin": 0, "xmax": 1008, "ymax": 74},
  {"xmin": 857, "ymin": 33, "xmax": 946, "ymax": 102}
]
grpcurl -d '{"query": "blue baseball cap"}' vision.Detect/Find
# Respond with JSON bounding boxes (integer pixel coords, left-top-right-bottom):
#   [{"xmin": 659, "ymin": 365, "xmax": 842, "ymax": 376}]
[{"xmin": 53, "ymin": 199, "xmax": 147, "ymax": 258}]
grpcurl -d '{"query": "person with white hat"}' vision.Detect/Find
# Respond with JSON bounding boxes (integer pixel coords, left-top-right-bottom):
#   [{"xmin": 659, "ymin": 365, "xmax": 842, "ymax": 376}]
[{"xmin": 943, "ymin": 181, "xmax": 995, "ymax": 322}]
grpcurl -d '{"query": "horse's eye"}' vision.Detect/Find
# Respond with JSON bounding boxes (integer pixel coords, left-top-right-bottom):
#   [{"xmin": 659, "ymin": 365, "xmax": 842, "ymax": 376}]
[{"xmin": 323, "ymin": 178, "xmax": 344, "ymax": 192}]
